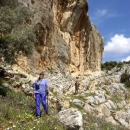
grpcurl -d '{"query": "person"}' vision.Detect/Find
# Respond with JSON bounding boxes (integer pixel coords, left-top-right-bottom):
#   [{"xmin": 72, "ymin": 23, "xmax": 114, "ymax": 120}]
[
  {"xmin": 33, "ymin": 72, "xmax": 49, "ymax": 117},
  {"xmin": 75, "ymin": 80, "xmax": 80, "ymax": 94}
]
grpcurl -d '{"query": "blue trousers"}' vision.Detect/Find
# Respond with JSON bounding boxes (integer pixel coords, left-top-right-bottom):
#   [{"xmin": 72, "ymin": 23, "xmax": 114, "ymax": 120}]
[{"xmin": 35, "ymin": 93, "xmax": 48, "ymax": 116}]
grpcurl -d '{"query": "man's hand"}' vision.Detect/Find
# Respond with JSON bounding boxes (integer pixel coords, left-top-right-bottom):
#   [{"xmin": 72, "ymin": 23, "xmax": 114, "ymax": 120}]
[
  {"xmin": 46, "ymin": 89, "xmax": 49, "ymax": 96},
  {"xmin": 33, "ymin": 94, "xmax": 36, "ymax": 99}
]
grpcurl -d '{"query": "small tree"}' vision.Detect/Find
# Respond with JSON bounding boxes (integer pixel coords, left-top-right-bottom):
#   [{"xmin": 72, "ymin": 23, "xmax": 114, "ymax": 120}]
[
  {"xmin": 121, "ymin": 73, "xmax": 129, "ymax": 83},
  {"xmin": 0, "ymin": 0, "xmax": 37, "ymax": 63},
  {"xmin": 117, "ymin": 62, "xmax": 124, "ymax": 68},
  {"xmin": 0, "ymin": 36, "xmax": 15, "ymax": 63},
  {"xmin": 101, "ymin": 61, "xmax": 117, "ymax": 70},
  {"xmin": 0, "ymin": 78, "xmax": 8, "ymax": 97},
  {"xmin": 121, "ymin": 72, "xmax": 130, "ymax": 88}
]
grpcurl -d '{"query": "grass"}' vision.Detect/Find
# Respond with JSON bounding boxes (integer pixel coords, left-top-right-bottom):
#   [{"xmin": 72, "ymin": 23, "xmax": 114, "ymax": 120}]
[
  {"xmin": 70, "ymin": 93, "xmax": 96, "ymax": 102},
  {"xmin": 15, "ymin": 75, "xmax": 20, "ymax": 82},
  {"xmin": 52, "ymin": 91, "xmax": 58, "ymax": 97},
  {"xmin": 69, "ymin": 102, "xmax": 84, "ymax": 112},
  {"xmin": 0, "ymin": 77, "xmax": 129, "ymax": 130},
  {"xmin": 85, "ymin": 93, "xmax": 96, "ymax": 97},
  {"xmin": 69, "ymin": 101, "xmax": 129, "ymax": 130},
  {"xmin": 82, "ymin": 112, "xmax": 129, "ymax": 130},
  {"xmin": 102, "ymin": 86, "xmax": 123, "ymax": 104},
  {"xmin": 69, "ymin": 91, "xmax": 129, "ymax": 130},
  {"xmin": 102, "ymin": 87, "xmax": 111, "ymax": 96},
  {"xmin": 110, "ymin": 96, "xmax": 123, "ymax": 104},
  {"xmin": 0, "ymin": 90, "xmax": 65, "ymax": 130},
  {"xmin": 72, "ymin": 95, "xmax": 86, "ymax": 102}
]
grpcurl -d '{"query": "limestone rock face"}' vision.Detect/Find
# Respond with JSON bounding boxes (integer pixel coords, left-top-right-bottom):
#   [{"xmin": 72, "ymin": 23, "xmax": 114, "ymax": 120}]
[
  {"xmin": 17, "ymin": 0, "xmax": 104, "ymax": 75},
  {"xmin": 89, "ymin": 24, "xmax": 104, "ymax": 72}
]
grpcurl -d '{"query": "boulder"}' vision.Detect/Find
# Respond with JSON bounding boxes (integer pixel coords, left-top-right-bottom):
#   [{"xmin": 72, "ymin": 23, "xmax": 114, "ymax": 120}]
[
  {"xmin": 56, "ymin": 108, "xmax": 83, "ymax": 130},
  {"xmin": 73, "ymin": 99, "xmax": 85, "ymax": 108},
  {"xmin": 102, "ymin": 105, "xmax": 111, "ymax": 117},
  {"xmin": 105, "ymin": 116, "xmax": 119, "ymax": 126}
]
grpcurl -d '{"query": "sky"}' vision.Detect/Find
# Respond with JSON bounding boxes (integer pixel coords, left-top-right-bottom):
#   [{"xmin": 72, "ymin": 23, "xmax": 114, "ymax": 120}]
[{"xmin": 88, "ymin": 0, "xmax": 130, "ymax": 63}]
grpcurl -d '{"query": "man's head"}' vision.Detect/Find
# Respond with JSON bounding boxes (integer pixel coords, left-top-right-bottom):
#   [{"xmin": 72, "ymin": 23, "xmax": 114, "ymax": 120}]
[{"xmin": 39, "ymin": 72, "xmax": 44, "ymax": 79}]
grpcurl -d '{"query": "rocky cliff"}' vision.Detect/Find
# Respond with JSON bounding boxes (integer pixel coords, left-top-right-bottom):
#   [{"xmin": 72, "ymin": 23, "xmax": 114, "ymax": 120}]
[{"xmin": 17, "ymin": 0, "xmax": 104, "ymax": 75}]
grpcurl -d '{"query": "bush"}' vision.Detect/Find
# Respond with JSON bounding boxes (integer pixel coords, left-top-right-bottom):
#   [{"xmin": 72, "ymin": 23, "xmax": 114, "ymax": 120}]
[
  {"xmin": 0, "ymin": 87, "xmax": 7, "ymax": 97},
  {"xmin": 0, "ymin": 0, "xmax": 37, "ymax": 63},
  {"xmin": 0, "ymin": 36, "xmax": 15, "ymax": 63},
  {"xmin": 125, "ymin": 81, "xmax": 130, "ymax": 88},
  {"xmin": 0, "ymin": 78, "xmax": 8, "ymax": 97},
  {"xmin": 117, "ymin": 62, "xmax": 124, "ymax": 68},
  {"xmin": 101, "ymin": 61, "xmax": 130, "ymax": 71},
  {"xmin": 121, "ymin": 72, "xmax": 130, "ymax": 88},
  {"xmin": 101, "ymin": 61, "xmax": 117, "ymax": 70},
  {"xmin": 11, "ymin": 26, "xmax": 36, "ymax": 56},
  {"xmin": 35, "ymin": 45, "xmax": 43, "ymax": 54},
  {"xmin": 121, "ymin": 73, "xmax": 129, "ymax": 82},
  {"xmin": 123, "ymin": 60, "xmax": 130, "ymax": 64},
  {"xmin": 0, "ymin": 0, "xmax": 18, "ymax": 8}
]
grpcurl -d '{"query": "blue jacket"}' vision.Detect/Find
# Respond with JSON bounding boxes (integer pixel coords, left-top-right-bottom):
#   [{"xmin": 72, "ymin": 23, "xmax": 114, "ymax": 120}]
[{"xmin": 34, "ymin": 79, "xmax": 49, "ymax": 94}]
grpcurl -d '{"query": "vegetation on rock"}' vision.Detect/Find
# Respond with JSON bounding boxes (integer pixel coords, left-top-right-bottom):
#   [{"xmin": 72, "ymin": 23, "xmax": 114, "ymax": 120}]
[
  {"xmin": 0, "ymin": 88, "xmax": 65, "ymax": 130},
  {"xmin": 121, "ymin": 72, "xmax": 130, "ymax": 88},
  {"xmin": 0, "ymin": 0, "xmax": 37, "ymax": 63},
  {"xmin": 82, "ymin": 112, "xmax": 129, "ymax": 130},
  {"xmin": 101, "ymin": 61, "xmax": 130, "ymax": 70},
  {"xmin": 0, "ymin": 78, "xmax": 8, "ymax": 97},
  {"xmin": 101, "ymin": 61, "xmax": 118, "ymax": 70}
]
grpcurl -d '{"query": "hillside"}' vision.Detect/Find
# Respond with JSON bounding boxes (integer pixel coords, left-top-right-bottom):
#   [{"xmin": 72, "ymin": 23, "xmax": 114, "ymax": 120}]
[
  {"xmin": 0, "ymin": 89, "xmax": 64, "ymax": 130},
  {"xmin": 0, "ymin": 62, "xmax": 130, "ymax": 129}
]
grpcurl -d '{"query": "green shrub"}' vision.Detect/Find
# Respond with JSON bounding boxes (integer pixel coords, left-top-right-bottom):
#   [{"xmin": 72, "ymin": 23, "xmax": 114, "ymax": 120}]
[
  {"xmin": 0, "ymin": 86, "xmax": 7, "ymax": 97},
  {"xmin": 101, "ymin": 61, "xmax": 117, "ymax": 70},
  {"xmin": 124, "ymin": 81, "xmax": 130, "ymax": 88},
  {"xmin": 0, "ymin": 0, "xmax": 37, "ymax": 63},
  {"xmin": 0, "ymin": 78, "xmax": 7, "ymax": 97},
  {"xmin": 0, "ymin": 78, "xmax": 3, "ymax": 86},
  {"xmin": 101, "ymin": 61, "xmax": 130, "ymax": 71},
  {"xmin": 35, "ymin": 45, "xmax": 43, "ymax": 54},
  {"xmin": 121, "ymin": 73, "xmax": 129, "ymax": 83},
  {"xmin": 123, "ymin": 60, "xmax": 130, "ymax": 64},
  {"xmin": 117, "ymin": 62, "xmax": 124, "ymax": 68},
  {"xmin": 11, "ymin": 26, "xmax": 36, "ymax": 56},
  {"xmin": 121, "ymin": 72, "xmax": 130, "ymax": 88},
  {"xmin": 0, "ymin": 90, "xmax": 65, "ymax": 130},
  {"xmin": 0, "ymin": 0, "xmax": 18, "ymax": 8},
  {"xmin": 0, "ymin": 36, "xmax": 15, "ymax": 63}
]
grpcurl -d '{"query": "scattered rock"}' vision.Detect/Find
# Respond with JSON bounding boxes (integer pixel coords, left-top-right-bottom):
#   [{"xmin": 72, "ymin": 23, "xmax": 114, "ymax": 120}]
[
  {"xmin": 56, "ymin": 108, "xmax": 83, "ymax": 130},
  {"xmin": 73, "ymin": 99, "xmax": 85, "ymax": 108},
  {"xmin": 102, "ymin": 105, "xmax": 111, "ymax": 117}
]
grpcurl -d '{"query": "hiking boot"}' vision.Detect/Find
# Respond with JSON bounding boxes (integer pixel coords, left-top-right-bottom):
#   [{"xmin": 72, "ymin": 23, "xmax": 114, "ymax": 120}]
[{"xmin": 46, "ymin": 113, "xmax": 49, "ymax": 116}]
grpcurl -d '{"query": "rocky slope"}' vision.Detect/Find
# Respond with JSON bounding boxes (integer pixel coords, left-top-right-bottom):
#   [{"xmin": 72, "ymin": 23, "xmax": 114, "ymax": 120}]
[
  {"xmin": 1, "ymin": 61, "xmax": 130, "ymax": 129},
  {"xmin": 17, "ymin": 0, "xmax": 104, "ymax": 76}
]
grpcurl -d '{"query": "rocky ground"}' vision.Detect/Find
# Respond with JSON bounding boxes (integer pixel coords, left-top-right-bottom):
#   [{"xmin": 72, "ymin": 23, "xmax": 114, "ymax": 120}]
[{"xmin": 1, "ymin": 62, "xmax": 130, "ymax": 130}]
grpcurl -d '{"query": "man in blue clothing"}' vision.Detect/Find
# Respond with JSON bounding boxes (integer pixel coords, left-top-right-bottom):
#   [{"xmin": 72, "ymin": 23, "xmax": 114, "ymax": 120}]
[{"xmin": 33, "ymin": 72, "xmax": 49, "ymax": 117}]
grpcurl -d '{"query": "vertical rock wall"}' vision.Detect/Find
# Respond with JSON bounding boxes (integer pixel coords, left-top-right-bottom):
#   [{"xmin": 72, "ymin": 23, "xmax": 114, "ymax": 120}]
[
  {"xmin": 17, "ymin": 0, "xmax": 104, "ymax": 75},
  {"xmin": 89, "ymin": 24, "xmax": 104, "ymax": 72}
]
